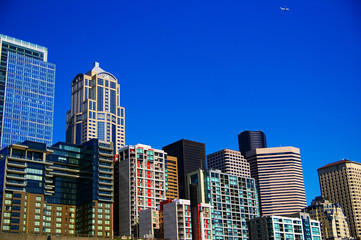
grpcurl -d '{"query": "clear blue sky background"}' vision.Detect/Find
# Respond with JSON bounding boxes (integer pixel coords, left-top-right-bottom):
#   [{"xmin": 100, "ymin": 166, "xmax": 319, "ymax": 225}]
[{"xmin": 1, "ymin": 0, "xmax": 361, "ymax": 204}]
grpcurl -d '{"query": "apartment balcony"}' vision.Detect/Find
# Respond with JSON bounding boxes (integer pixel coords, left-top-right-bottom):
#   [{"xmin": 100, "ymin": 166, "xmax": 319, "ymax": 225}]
[
  {"xmin": 99, "ymin": 145, "xmax": 113, "ymax": 151},
  {"xmin": 98, "ymin": 180, "xmax": 113, "ymax": 185},
  {"xmin": 7, "ymin": 174, "xmax": 26, "ymax": 180},
  {"xmin": 99, "ymin": 151, "xmax": 113, "ymax": 158},
  {"xmin": 7, "ymin": 168, "xmax": 25, "ymax": 174},
  {"xmin": 98, "ymin": 163, "xmax": 113, "ymax": 169},
  {"xmin": 99, "ymin": 185, "xmax": 113, "ymax": 191},
  {"xmin": 99, "ymin": 157, "xmax": 113, "ymax": 163},
  {"xmin": 44, "ymin": 185, "xmax": 54, "ymax": 190},
  {"xmin": 44, "ymin": 190, "xmax": 55, "ymax": 195},
  {"xmin": 6, "ymin": 181, "xmax": 26, "ymax": 187},
  {"xmin": 98, "ymin": 174, "xmax": 112, "ymax": 180}
]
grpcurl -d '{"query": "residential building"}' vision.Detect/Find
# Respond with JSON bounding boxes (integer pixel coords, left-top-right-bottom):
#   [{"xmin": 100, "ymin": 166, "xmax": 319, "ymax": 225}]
[
  {"xmin": 306, "ymin": 196, "xmax": 351, "ymax": 240},
  {"xmin": 238, "ymin": 130, "xmax": 267, "ymax": 157},
  {"xmin": 246, "ymin": 147, "xmax": 307, "ymax": 216},
  {"xmin": 187, "ymin": 169, "xmax": 259, "ymax": 240},
  {"xmin": 249, "ymin": 214, "xmax": 322, "ymax": 240},
  {"xmin": 318, "ymin": 160, "xmax": 361, "ymax": 238},
  {"xmin": 163, "ymin": 199, "xmax": 212, "ymax": 240},
  {"xmin": 165, "ymin": 155, "xmax": 179, "ymax": 199},
  {"xmin": 163, "ymin": 139, "xmax": 206, "ymax": 199},
  {"xmin": 0, "ymin": 34, "xmax": 55, "ymax": 148},
  {"xmin": 114, "ymin": 144, "xmax": 166, "ymax": 237},
  {"xmin": 207, "ymin": 149, "xmax": 251, "ymax": 177},
  {"xmin": 66, "ymin": 62, "xmax": 125, "ymax": 151},
  {"xmin": 0, "ymin": 139, "xmax": 114, "ymax": 237},
  {"xmin": 139, "ymin": 209, "xmax": 162, "ymax": 239}
]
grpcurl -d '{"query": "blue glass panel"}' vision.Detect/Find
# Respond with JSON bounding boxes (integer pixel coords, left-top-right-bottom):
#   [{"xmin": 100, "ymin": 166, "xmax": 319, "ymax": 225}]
[{"xmin": 97, "ymin": 86, "xmax": 103, "ymax": 111}]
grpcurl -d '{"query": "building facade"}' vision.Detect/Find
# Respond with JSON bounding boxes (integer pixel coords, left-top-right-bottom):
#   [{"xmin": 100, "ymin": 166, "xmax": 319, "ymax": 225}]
[
  {"xmin": 163, "ymin": 139, "xmax": 206, "ymax": 199},
  {"xmin": 187, "ymin": 169, "xmax": 259, "ymax": 240},
  {"xmin": 0, "ymin": 34, "xmax": 55, "ymax": 148},
  {"xmin": 163, "ymin": 199, "xmax": 213, "ymax": 240},
  {"xmin": 114, "ymin": 144, "xmax": 166, "ymax": 237},
  {"xmin": 306, "ymin": 196, "xmax": 351, "ymax": 240},
  {"xmin": 165, "ymin": 155, "xmax": 179, "ymax": 199},
  {"xmin": 318, "ymin": 160, "xmax": 361, "ymax": 239},
  {"xmin": 246, "ymin": 147, "xmax": 307, "ymax": 216},
  {"xmin": 139, "ymin": 208, "xmax": 162, "ymax": 239},
  {"xmin": 249, "ymin": 214, "xmax": 322, "ymax": 240},
  {"xmin": 0, "ymin": 139, "xmax": 114, "ymax": 237},
  {"xmin": 207, "ymin": 149, "xmax": 251, "ymax": 178},
  {"xmin": 66, "ymin": 62, "xmax": 125, "ymax": 151},
  {"xmin": 237, "ymin": 130, "xmax": 267, "ymax": 157}
]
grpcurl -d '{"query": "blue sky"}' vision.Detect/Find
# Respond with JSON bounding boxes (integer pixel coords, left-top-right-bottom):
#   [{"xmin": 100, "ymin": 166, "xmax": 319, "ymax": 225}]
[{"xmin": 1, "ymin": 0, "xmax": 361, "ymax": 204}]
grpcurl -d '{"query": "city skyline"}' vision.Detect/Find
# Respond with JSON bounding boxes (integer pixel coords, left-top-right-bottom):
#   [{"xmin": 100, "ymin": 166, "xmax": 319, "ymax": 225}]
[{"xmin": 1, "ymin": 0, "xmax": 360, "ymax": 205}]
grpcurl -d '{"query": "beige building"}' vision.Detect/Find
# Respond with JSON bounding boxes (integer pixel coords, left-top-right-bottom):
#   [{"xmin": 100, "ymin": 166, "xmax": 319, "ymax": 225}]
[
  {"xmin": 246, "ymin": 147, "xmax": 307, "ymax": 216},
  {"xmin": 306, "ymin": 196, "xmax": 351, "ymax": 240},
  {"xmin": 66, "ymin": 62, "xmax": 125, "ymax": 151},
  {"xmin": 165, "ymin": 155, "xmax": 179, "ymax": 199},
  {"xmin": 318, "ymin": 160, "xmax": 361, "ymax": 239},
  {"xmin": 207, "ymin": 148, "xmax": 251, "ymax": 177}
]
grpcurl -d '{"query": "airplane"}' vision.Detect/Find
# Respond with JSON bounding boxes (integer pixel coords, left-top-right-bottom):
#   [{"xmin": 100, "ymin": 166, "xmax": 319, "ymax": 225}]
[{"xmin": 280, "ymin": 7, "xmax": 290, "ymax": 11}]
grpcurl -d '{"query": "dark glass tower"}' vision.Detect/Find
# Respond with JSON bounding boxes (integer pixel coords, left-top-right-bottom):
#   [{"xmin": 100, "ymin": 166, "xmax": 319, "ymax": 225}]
[
  {"xmin": 163, "ymin": 139, "xmax": 206, "ymax": 199},
  {"xmin": 238, "ymin": 130, "xmax": 267, "ymax": 156}
]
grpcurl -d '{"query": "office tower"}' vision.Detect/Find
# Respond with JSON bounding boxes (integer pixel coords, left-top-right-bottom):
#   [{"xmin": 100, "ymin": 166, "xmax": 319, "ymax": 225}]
[
  {"xmin": 207, "ymin": 149, "xmax": 251, "ymax": 177},
  {"xmin": 306, "ymin": 196, "xmax": 351, "ymax": 240},
  {"xmin": 249, "ymin": 214, "xmax": 322, "ymax": 240},
  {"xmin": 187, "ymin": 169, "xmax": 259, "ymax": 240},
  {"xmin": 163, "ymin": 139, "xmax": 206, "ymax": 199},
  {"xmin": 114, "ymin": 144, "xmax": 166, "ymax": 237},
  {"xmin": 246, "ymin": 147, "xmax": 307, "ymax": 216},
  {"xmin": 66, "ymin": 62, "xmax": 125, "ymax": 151},
  {"xmin": 318, "ymin": 160, "xmax": 361, "ymax": 238},
  {"xmin": 0, "ymin": 139, "xmax": 114, "ymax": 237},
  {"xmin": 238, "ymin": 130, "xmax": 267, "ymax": 156},
  {"xmin": 165, "ymin": 155, "xmax": 179, "ymax": 199},
  {"xmin": 0, "ymin": 34, "xmax": 56, "ymax": 148},
  {"xmin": 163, "ymin": 199, "xmax": 213, "ymax": 240}
]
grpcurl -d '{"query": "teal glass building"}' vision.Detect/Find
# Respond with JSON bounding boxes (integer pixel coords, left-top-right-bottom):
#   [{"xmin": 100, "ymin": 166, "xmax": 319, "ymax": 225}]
[{"xmin": 0, "ymin": 34, "xmax": 55, "ymax": 148}]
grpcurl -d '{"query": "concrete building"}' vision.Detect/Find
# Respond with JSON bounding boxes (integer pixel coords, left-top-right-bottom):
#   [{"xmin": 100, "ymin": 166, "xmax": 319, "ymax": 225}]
[
  {"xmin": 139, "ymin": 208, "xmax": 162, "ymax": 239},
  {"xmin": 238, "ymin": 130, "xmax": 267, "ymax": 157},
  {"xmin": 0, "ymin": 34, "xmax": 55, "ymax": 148},
  {"xmin": 163, "ymin": 199, "xmax": 213, "ymax": 240},
  {"xmin": 165, "ymin": 155, "xmax": 179, "ymax": 199},
  {"xmin": 66, "ymin": 62, "xmax": 125, "ymax": 151},
  {"xmin": 249, "ymin": 214, "xmax": 322, "ymax": 240},
  {"xmin": 207, "ymin": 148, "xmax": 251, "ymax": 178},
  {"xmin": 187, "ymin": 169, "xmax": 259, "ymax": 240},
  {"xmin": 246, "ymin": 147, "xmax": 307, "ymax": 216},
  {"xmin": 318, "ymin": 160, "xmax": 361, "ymax": 239},
  {"xmin": 306, "ymin": 196, "xmax": 351, "ymax": 240},
  {"xmin": 0, "ymin": 139, "xmax": 114, "ymax": 237},
  {"xmin": 114, "ymin": 144, "xmax": 166, "ymax": 237},
  {"xmin": 163, "ymin": 139, "xmax": 206, "ymax": 199}
]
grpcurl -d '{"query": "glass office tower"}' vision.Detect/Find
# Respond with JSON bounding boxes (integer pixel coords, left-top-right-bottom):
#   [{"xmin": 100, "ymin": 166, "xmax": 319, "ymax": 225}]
[
  {"xmin": 0, "ymin": 35, "xmax": 55, "ymax": 147},
  {"xmin": 0, "ymin": 34, "xmax": 55, "ymax": 148}
]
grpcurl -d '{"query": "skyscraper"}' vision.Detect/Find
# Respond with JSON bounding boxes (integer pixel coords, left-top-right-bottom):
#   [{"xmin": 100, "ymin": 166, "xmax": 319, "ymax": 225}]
[
  {"xmin": 246, "ymin": 147, "xmax": 307, "ymax": 216},
  {"xmin": 114, "ymin": 144, "xmax": 166, "ymax": 237},
  {"xmin": 0, "ymin": 34, "xmax": 56, "ymax": 148},
  {"xmin": 207, "ymin": 148, "xmax": 251, "ymax": 178},
  {"xmin": 238, "ymin": 130, "xmax": 267, "ymax": 156},
  {"xmin": 66, "ymin": 62, "xmax": 125, "ymax": 151},
  {"xmin": 318, "ymin": 160, "xmax": 361, "ymax": 238},
  {"xmin": 165, "ymin": 155, "xmax": 179, "ymax": 199},
  {"xmin": 163, "ymin": 139, "xmax": 206, "ymax": 199}
]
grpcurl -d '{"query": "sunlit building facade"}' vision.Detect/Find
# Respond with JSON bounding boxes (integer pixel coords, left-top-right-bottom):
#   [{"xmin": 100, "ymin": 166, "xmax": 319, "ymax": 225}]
[
  {"xmin": 165, "ymin": 155, "xmax": 179, "ymax": 199},
  {"xmin": 0, "ymin": 34, "xmax": 55, "ymax": 148},
  {"xmin": 0, "ymin": 139, "xmax": 114, "ymax": 237},
  {"xmin": 66, "ymin": 62, "xmax": 125, "ymax": 151}
]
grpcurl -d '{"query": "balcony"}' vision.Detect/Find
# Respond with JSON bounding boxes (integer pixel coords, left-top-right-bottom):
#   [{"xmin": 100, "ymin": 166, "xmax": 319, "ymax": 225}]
[
  {"xmin": 7, "ymin": 161, "xmax": 27, "ymax": 168},
  {"xmin": 7, "ymin": 174, "xmax": 26, "ymax": 180},
  {"xmin": 6, "ymin": 180, "xmax": 26, "ymax": 187},
  {"xmin": 7, "ymin": 168, "xmax": 25, "ymax": 174}
]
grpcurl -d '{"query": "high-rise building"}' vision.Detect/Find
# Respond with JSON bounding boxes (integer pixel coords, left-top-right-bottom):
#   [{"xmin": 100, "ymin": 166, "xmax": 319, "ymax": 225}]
[
  {"xmin": 246, "ymin": 147, "xmax": 307, "ymax": 216},
  {"xmin": 238, "ymin": 130, "xmax": 267, "ymax": 156},
  {"xmin": 114, "ymin": 144, "xmax": 166, "ymax": 237},
  {"xmin": 306, "ymin": 196, "xmax": 351, "ymax": 240},
  {"xmin": 0, "ymin": 139, "xmax": 114, "ymax": 237},
  {"xmin": 318, "ymin": 160, "xmax": 361, "ymax": 238},
  {"xmin": 66, "ymin": 62, "xmax": 125, "ymax": 151},
  {"xmin": 139, "ymin": 209, "xmax": 162, "ymax": 239},
  {"xmin": 163, "ymin": 139, "xmax": 206, "ymax": 199},
  {"xmin": 165, "ymin": 155, "xmax": 179, "ymax": 199},
  {"xmin": 187, "ymin": 169, "xmax": 259, "ymax": 240},
  {"xmin": 163, "ymin": 199, "xmax": 213, "ymax": 240},
  {"xmin": 249, "ymin": 214, "xmax": 322, "ymax": 240},
  {"xmin": 207, "ymin": 149, "xmax": 251, "ymax": 177},
  {"xmin": 0, "ymin": 34, "xmax": 56, "ymax": 148}
]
